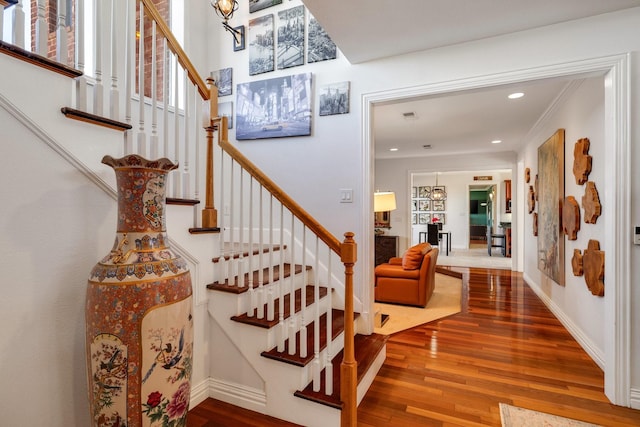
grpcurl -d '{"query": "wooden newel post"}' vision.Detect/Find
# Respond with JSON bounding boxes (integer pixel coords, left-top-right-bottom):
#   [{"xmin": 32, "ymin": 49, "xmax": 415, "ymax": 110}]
[
  {"xmin": 340, "ymin": 232, "xmax": 357, "ymax": 427},
  {"xmin": 202, "ymin": 77, "xmax": 218, "ymax": 228}
]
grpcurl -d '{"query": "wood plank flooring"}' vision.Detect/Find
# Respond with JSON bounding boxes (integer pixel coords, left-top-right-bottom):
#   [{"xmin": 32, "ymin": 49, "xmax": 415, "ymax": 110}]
[{"xmin": 188, "ymin": 267, "xmax": 640, "ymax": 426}]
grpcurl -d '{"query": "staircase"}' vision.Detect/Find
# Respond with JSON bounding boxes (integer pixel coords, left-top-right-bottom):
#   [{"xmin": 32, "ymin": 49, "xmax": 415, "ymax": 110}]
[{"xmin": 0, "ymin": 2, "xmax": 386, "ymax": 426}]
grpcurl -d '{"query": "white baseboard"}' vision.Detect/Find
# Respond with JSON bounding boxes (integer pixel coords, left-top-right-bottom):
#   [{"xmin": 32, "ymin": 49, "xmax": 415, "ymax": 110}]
[
  {"xmin": 630, "ymin": 387, "xmax": 640, "ymax": 410},
  {"xmin": 522, "ymin": 272, "xmax": 604, "ymax": 369},
  {"xmin": 189, "ymin": 378, "xmax": 210, "ymax": 410},
  {"xmin": 207, "ymin": 378, "xmax": 268, "ymax": 414}
]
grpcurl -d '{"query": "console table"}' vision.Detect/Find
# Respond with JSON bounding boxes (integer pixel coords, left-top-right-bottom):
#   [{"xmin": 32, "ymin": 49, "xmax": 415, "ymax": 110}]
[{"xmin": 375, "ymin": 235, "xmax": 398, "ymax": 266}]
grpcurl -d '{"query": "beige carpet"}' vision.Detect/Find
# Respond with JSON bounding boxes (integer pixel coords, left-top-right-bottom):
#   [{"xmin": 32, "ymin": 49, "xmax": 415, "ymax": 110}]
[
  {"xmin": 373, "ymin": 273, "xmax": 462, "ymax": 335},
  {"xmin": 500, "ymin": 403, "xmax": 602, "ymax": 427}
]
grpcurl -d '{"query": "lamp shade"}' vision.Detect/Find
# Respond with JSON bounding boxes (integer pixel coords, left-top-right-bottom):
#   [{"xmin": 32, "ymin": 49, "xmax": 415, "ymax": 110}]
[{"xmin": 374, "ymin": 191, "xmax": 397, "ymax": 212}]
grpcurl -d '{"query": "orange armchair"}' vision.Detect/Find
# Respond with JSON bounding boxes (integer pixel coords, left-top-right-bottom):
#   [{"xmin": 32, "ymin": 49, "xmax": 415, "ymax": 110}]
[{"xmin": 374, "ymin": 243, "xmax": 439, "ymax": 307}]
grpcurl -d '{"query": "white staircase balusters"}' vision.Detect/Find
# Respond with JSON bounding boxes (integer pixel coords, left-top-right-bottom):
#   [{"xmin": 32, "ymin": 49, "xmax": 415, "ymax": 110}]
[
  {"xmin": 93, "ymin": 0, "xmax": 104, "ymax": 116},
  {"xmin": 171, "ymin": 55, "xmax": 180, "ymax": 196},
  {"xmin": 277, "ymin": 205, "xmax": 286, "ymax": 352},
  {"xmin": 136, "ymin": 1, "xmax": 146, "ymax": 156},
  {"xmin": 123, "ymin": 0, "xmax": 133, "ymax": 153},
  {"xmin": 312, "ymin": 236, "xmax": 321, "ymax": 392},
  {"xmin": 256, "ymin": 185, "xmax": 265, "ymax": 318},
  {"xmin": 108, "ymin": 0, "xmax": 119, "ymax": 120},
  {"xmin": 182, "ymin": 79, "xmax": 190, "ymax": 197},
  {"xmin": 55, "ymin": 0, "xmax": 68, "ymax": 64},
  {"xmin": 149, "ymin": 21, "xmax": 158, "ymax": 159},
  {"xmin": 299, "ymin": 226, "xmax": 307, "ymax": 359},
  {"xmin": 288, "ymin": 214, "xmax": 297, "ymax": 355},
  {"xmin": 266, "ymin": 195, "xmax": 275, "ymax": 322},
  {"xmin": 11, "ymin": 0, "xmax": 25, "ymax": 48},
  {"xmin": 34, "ymin": 0, "xmax": 46, "ymax": 55}
]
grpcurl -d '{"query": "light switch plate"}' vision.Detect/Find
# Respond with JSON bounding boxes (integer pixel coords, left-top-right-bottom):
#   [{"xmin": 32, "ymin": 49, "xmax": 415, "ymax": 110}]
[{"xmin": 340, "ymin": 189, "xmax": 353, "ymax": 203}]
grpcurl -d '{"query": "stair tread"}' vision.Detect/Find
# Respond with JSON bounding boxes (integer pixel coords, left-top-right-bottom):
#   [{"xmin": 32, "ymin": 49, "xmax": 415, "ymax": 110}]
[
  {"xmin": 207, "ymin": 263, "xmax": 309, "ymax": 294},
  {"xmin": 231, "ymin": 285, "xmax": 328, "ymax": 328},
  {"xmin": 294, "ymin": 333, "xmax": 388, "ymax": 409},
  {"xmin": 0, "ymin": 40, "xmax": 82, "ymax": 78},
  {"xmin": 260, "ymin": 309, "xmax": 345, "ymax": 366},
  {"xmin": 212, "ymin": 243, "xmax": 286, "ymax": 263}
]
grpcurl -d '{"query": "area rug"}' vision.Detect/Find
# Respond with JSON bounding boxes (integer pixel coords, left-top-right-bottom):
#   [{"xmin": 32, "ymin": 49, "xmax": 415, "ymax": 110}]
[
  {"xmin": 499, "ymin": 403, "xmax": 602, "ymax": 427},
  {"xmin": 373, "ymin": 273, "xmax": 461, "ymax": 335}
]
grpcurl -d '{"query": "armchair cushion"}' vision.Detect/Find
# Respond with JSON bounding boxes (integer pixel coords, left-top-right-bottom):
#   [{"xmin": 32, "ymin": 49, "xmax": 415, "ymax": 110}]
[{"xmin": 402, "ymin": 243, "xmax": 432, "ymax": 270}]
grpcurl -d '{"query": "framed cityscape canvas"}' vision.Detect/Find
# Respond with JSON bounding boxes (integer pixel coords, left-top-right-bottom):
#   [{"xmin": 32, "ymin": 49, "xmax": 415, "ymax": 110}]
[
  {"xmin": 235, "ymin": 72, "xmax": 312, "ymax": 140},
  {"xmin": 307, "ymin": 14, "xmax": 337, "ymax": 63},
  {"xmin": 250, "ymin": 0, "xmax": 282, "ymax": 14},
  {"xmin": 319, "ymin": 81, "xmax": 350, "ymax": 116},
  {"xmin": 537, "ymin": 129, "xmax": 565, "ymax": 285},
  {"xmin": 218, "ymin": 102, "xmax": 233, "ymax": 129},
  {"xmin": 277, "ymin": 6, "xmax": 305, "ymax": 69},
  {"xmin": 249, "ymin": 14, "xmax": 274, "ymax": 76},
  {"xmin": 210, "ymin": 67, "xmax": 232, "ymax": 97}
]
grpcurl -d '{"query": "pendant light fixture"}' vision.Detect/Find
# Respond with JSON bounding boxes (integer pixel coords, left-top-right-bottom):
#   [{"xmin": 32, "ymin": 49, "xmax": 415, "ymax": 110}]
[{"xmin": 431, "ymin": 172, "xmax": 447, "ymax": 201}]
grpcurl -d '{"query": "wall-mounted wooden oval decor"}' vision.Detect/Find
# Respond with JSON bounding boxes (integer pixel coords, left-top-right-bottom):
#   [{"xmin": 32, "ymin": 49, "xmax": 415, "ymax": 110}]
[
  {"xmin": 583, "ymin": 239, "xmax": 604, "ymax": 296},
  {"xmin": 528, "ymin": 185, "xmax": 536, "ymax": 214},
  {"xmin": 582, "ymin": 181, "xmax": 601, "ymax": 224},
  {"xmin": 562, "ymin": 196, "xmax": 580, "ymax": 240},
  {"xmin": 573, "ymin": 137, "xmax": 592, "ymax": 185},
  {"xmin": 534, "ymin": 174, "xmax": 539, "ymax": 201},
  {"xmin": 525, "ymin": 167, "xmax": 531, "ymax": 183},
  {"xmin": 571, "ymin": 249, "xmax": 584, "ymax": 276},
  {"xmin": 533, "ymin": 212, "xmax": 538, "ymax": 236}
]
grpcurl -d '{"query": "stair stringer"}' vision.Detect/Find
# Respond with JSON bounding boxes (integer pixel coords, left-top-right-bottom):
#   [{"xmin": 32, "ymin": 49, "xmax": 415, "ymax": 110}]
[{"xmin": 207, "ymin": 284, "xmax": 347, "ymax": 427}]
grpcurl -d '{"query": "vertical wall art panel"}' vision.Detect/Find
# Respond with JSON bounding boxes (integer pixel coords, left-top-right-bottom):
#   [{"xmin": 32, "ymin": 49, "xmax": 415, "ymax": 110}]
[
  {"xmin": 277, "ymin": 5, "xmax": 305, "ymax": 69},
  {"xmin": 307, "ymin": 14, "xmax": 337, "ymax": 63},
  {"xmin": 210, "ymin": 67, "xmax": 233, "ymax": 96},
  {"xmin": 537, "ymin": 129, "xmax": 565, "ymax": 285},
  {"xmin": 249, "ymin": 14, "xmax": 274, "ymax": 76},
  {"xmin": 236, "ymin": 72, "xmax": 312, "ymax": 140}
]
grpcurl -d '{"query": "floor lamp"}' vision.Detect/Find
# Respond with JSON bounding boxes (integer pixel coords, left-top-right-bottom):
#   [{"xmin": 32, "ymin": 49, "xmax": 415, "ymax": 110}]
[{"xmin": 373, "ymin": 191, "xmax": 396, "ymax": 327}]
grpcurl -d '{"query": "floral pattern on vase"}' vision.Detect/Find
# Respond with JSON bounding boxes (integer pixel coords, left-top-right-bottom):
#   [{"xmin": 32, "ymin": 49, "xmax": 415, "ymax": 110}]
[{"xmin": 86, "ymin": 155, "xmax": 193, "ymax": 427}]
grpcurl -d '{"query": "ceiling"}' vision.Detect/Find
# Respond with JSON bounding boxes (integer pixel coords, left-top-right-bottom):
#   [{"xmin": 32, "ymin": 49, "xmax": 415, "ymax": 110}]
[{"xmin": 302, "ymin": 0, "xmax": 640, "ymax": 160}]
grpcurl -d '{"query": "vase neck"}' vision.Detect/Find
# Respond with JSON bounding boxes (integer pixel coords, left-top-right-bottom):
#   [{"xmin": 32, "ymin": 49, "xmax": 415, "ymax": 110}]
[{"xmin": 114, "ymin": 167, "xmax": 169, "ymax": 233}]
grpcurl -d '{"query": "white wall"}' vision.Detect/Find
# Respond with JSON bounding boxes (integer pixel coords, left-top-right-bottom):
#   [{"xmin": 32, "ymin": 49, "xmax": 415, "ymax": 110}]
[{"xmin": 520, "ymin": 77, "xmax": 606, "ymax": 365}]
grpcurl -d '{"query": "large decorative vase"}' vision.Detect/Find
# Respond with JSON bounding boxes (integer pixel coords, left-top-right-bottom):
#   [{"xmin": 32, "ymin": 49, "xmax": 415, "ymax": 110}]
[{"xmin": 86, "ymin": 155, "xmax": 193, "ymax": 427}]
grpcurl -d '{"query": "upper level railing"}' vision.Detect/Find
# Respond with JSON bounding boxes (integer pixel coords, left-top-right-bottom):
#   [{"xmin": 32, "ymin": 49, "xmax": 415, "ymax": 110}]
[{"xmin": 0, "ymin": 1, "xmax": 358, "ymax": 424}]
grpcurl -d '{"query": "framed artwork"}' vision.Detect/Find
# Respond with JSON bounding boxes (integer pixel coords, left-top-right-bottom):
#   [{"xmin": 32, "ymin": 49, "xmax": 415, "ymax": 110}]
[
  {"xmin": 432, "ymin": 200, "xmax": 445, "ymax": 211},
  {"xmin": 235, "ymin": 72, "xmax": 312, "ymax": 140},
  {"xmin": 418, "ymin": 213, "xmax": 431, "ymax": 224},
  {"xmin": 210, "ymin": 67, "xmax": 232, "ymax": 97},
  {"xmin": 233, "ymin": 25, "xmax": 245, "ymax": 51},
  {"xmin": 307, "ymin": 14, "xmax": 337, "ymax": 63},
  {"xmin": 249, "ymin": 0, "xmax": 282, "ymax": 14},
  {"xmin": 218, "ymin": 102, "xmax": 233, "ymax": 129},
  {"xmin": 538, "ymin": 129, "xmax": 565, "ymax": 285},
  {"xmin": 412, "ymin": 200, "xmax": 417, "ymax": 211},
  {"xmin": 418, "ymin": 186, "xmax": 431, "ymax": 198},
  {"xmin": 319, "ymin": 81, "xmax": 350, "ymax": 116},
  {"xmin": 418, "ymin": 200, "xmax": 430, "ymax": 211},
  {"xmin": 249, "ymin": 15, "xmax": 274, "ymax": 76},
  {"xmin": 277, "ymin": 6, "xmax": 305, "ymax": 69},
  {"xmin": 412, "ymin": 187, "xmax": 417, "ymax": 198},
  {"xmin": 412, "ymin": 213, "xmax": 417, "ymax": 225}
]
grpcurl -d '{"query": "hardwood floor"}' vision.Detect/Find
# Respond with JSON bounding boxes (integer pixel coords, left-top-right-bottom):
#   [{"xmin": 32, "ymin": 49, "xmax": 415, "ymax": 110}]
[{"xmin": 188, "ymin": 267, "xmax": 640, "ymax": 426}]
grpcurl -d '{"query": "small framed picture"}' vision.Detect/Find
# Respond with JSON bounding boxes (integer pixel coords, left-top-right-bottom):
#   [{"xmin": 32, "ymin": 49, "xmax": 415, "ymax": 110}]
[
  {"xmin": 432, "ymin": 200, "xmax": 445, "ymax": 211},
  {"xmin": 418, "ymin": 200, "xmax": 431, "ymax": 211},
  {"xmin": 418, "ymin": 186, "xmax": 431, "ymax": 198},
  {"xmin": 418, "ymin": 213, "xmax": 431, "ymax": 224},
  {"xmin": 412, "ymin": 213, "xmax": 417, "ymax": 225},
  {"xmin": 412, "ymin": 186, "xmax": 417, "ymax": 198},
  {"xmin": 233, "ymin": 25, "xmax": 245, "ymax": 51}
]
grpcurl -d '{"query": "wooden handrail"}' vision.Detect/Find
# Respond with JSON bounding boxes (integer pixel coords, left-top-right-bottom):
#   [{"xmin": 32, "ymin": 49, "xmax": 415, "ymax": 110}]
[
  {"xmin": 140, "ymin": 0, "xmax": 209, "ymax": 100},
  {"xmin": 218, "ymin": 135, "xmax": 342, "ymax": 255}
]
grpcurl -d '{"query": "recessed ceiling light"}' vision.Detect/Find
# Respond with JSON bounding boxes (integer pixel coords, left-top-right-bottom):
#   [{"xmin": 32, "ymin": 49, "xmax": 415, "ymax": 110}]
[
  {"xmin": 422, "ymin": 144, "xmax": 432, "ymax": 149},
  {"xmin": 389, "ymin": 148, "xmax": 398, "ymax": 152},
  {"xmin": 403, "ymin": 112, "xmax": 417, "ymax": 120},
  {"xmin": 508, "ymin": 92, "xmax": 524, "ymax": 99},
  {"xmin": 491, "ymin": 140, "xmax": 502, "ymax": 144}
]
